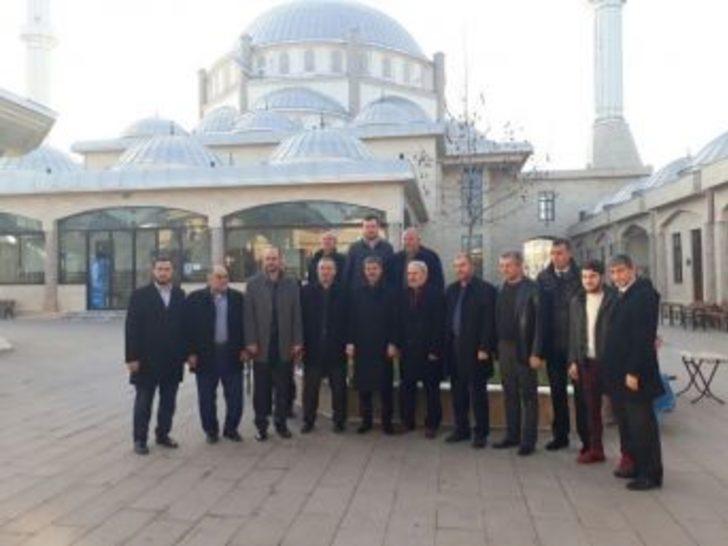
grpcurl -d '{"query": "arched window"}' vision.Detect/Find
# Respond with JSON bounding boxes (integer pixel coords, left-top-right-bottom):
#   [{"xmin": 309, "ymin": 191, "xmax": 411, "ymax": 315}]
[
  {"xmin": 304, "ymin": 49, "xmax": 315, "ymax": 72},
  {"xmin": 279, "ymin": 51, "xmax": 290, "ymax": 75},
  {"xmin": 58, "ymin": 207, "xmax": 209, "ymax": 309},
  {"xmin": 330, "ymin": 50, "xmax": 343, "ymax": 73},
  {"xmin": 0, "ymin": 212, "xmax": 44, "ymax": 284},
  {"xmin": 223, "ymin": 201, "xmax": 385, "ymax": 281}
]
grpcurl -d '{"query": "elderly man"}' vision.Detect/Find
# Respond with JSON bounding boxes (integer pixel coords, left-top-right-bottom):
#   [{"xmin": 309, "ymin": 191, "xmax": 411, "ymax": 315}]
[
  {"xmin": 396, "ymin": 260, "xmax": 445, "ymax": 438},
  {"xmin": 346, "ymin": 256, "xmax": 399, "ymax": 435},
  {"xmin": 307, "ymin": 231, "xmax": 346, "ymax": 287},
  {"xmin": 301, "ymin": 257, "xmax": 348, "ymax": 433},
  {"xmin": 493, "ymin": 251, "xmax": 544, "ymax": 456},
  {"xmin": 343, "ymin": 215, "xmax": 394, "ymax": 292},
  {"xmin": 244, "ymin": 247, "xmax": 303, "ymax": 441},
  {"xmin": 125, "ymin": 256, "xmax": 187, "ymax": 455},
  {"xmin": 444, "ymin": 253, "xmax": 497, "ymax": 448},
  {"xmin": 386, "ymin": 228, "xmax": 445, "ymax": 292},
  {"xmin": 184, "ymin": 266, "xmax": 246, "ymax": 444},
  {"xmin": 604, "ymin": 254, "xmax": 663, "ymax": 491}
]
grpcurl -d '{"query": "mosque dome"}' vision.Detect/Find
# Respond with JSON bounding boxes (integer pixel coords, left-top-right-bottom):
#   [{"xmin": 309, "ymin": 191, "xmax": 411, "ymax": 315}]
[
  {"xmin": 244, "ymin": 0, "xmax": 425, "ymax": 59},
  {"xmin": 692, "ymin": 130, "xmax": 728, "ymax": 168},
  {"xmin": 195, "ymin": 106, "xmax": 239, "ymax": 134},
  {"xmin": 0, "ymin": 145, "xmax": 82, "ymax": 174},
  {"xmin": 354, "ymin": 96, "xmax": 431, "ymax": 127},
  {"xmin": 121, "ymin": 117, "xmax": 188, "ymax": 139},
  {"xmin": 641, "ymin": 156, "xmax": 691, "ymax": 190},
  {"xmin": 253, "ymin": 87, "xmax": 347, "ymax": 118},
  {"xmin": 270, "ymin": 128, "xmax": 373, "ymax": 163},
  {"xmin": 114, "ymin": 135, "xmax": 220, "ymax": 170},
  {"xmin": 234, "ymin": 110, "xmax": 302, "ymax": 133}
]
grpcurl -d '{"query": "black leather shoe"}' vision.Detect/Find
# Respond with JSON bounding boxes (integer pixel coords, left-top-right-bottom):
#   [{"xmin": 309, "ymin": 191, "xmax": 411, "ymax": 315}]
[
  {"xmin": 133, "ymin": 441, "xmax": 149, "ymax": 455},
  {"xmin": 472, "ymin": 436, "xmax": 486, "ymax": 449},
  {"xmin": 255, "ymin": 429, "xmax": 268, "ymax": 442},
  {"xmin": 382, "ymin": 423, "xmax": 395, "ymax": 435},
  {"xmin": 492, "ymin": 439, "xmax": 519, "ymax": 449},
  {"xmin": 445, "ymin": 430, "xmax": 471, "ymax": 443},
  {"xmin": 613, "ymin": 468, "xmax": 637, "ymax": 479},
  {"xmin": 518, "ymin": 446, "xmax": 535, "ymax": 456},
  {"xmin": 545, "ymin": 438, "xmax": 569, "ymax": 451},
  {"xmin": 223, "ymin": 430, "xmax": 242, "ymax": 442},
  {"xmin": 276, "ymin": 425, "xmax": 293, "ymax": 439},
  {"xmin": 333, "ymin": 422, "xmax": 345, "ymax": 434},
  {"xmin": 156, "ymin": 436, "xmax": 179, "ymax": 449},
  {"xmin": 206, "ymin": 433, "xmax": 219, "ymax": 444},
  {"xmin": 301, "ymin": 422, "xmax": 314, "ymax": 434},
  {"xmin": 357, "ymin": 422, "xmax": 372, "ymax": 434},
  {"xmin": 626, "ymin": 478, "xmax": 662, "ymax": 491}
]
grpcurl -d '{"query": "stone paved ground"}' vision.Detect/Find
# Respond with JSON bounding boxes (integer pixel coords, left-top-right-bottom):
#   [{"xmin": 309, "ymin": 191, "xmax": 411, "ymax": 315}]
[{"xmin": 0, "ymin": 318, "xmax": 727, "ymax": 546}]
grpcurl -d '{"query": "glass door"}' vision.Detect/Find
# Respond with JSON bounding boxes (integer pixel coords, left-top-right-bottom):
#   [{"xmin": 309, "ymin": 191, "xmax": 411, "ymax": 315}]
[{"xmin": 88, "ymin": 232, "xmax": 112, "ymax": 310}]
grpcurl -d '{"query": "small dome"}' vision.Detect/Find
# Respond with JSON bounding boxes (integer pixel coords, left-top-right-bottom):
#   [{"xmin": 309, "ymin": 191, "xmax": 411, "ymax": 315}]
[
  {"xmin": 641, "ymin": 156, "xmax": 691, "ymax": 190},
  {"xmin": 114, "ymin": 135, "xmax": 220, "ymax": 170},
  {"xmin": 121, "ymin": 117, "xmax": 188, "ymax": 139},
  {"xmin": 245, "ymin": 0, "xmax": 425, "ymax": 58},
  {"xmin": 253, "ymin": 87, "xmax": 347, "ymax": 118},
  {"xmin": 0, "ymin": 145, "xmax": 82, "ymax": 174},
  {"xmin": 196, "ymin": 106, "xmax": 239, "ymax": 134},
  {"xmin": 692, "ymin": 130, "xmax": 728, "ymax": 167},
  {"xmin": 234, "ymin": 110, "xmax": 302, "ymax": 133},
  {"xmin": 354, "ymin": 96, "xmax": 431, "ymax": 127},
  {"xmin": 270, "ymin": 128, "xmax": 373, "ymax": 163}
]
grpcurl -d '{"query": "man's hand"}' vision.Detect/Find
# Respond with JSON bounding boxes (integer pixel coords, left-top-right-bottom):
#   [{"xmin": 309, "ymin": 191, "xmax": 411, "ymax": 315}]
[
  {"xmin": 568, "ymin": 362, "xmax": 579, "ymax": 381},
  {"xmin": 126, "ymin": 361, "xmax": 140, "ymax": 374},
  {"xmin": 625, "ymin": 374, "xmax": 639, "ymax": 392},
  {"xmin": 529, "ymin": 355, "xmax": 543, "ymax": 370},
  {"xmin": 246, "ymin": 343, "xmax": 259, "ymax": 358},
  {"xmin": 239, "ymin": 349, "xmax": 249, "ymax": 363},
  {"xmin": 345, "ymin": 344, "xmax": 355, "ymax": 358},
  {"xmin": 291, "ymin": 345, "xmax": 303, "ymax": 361},
  {"xmin": 427, "ymin": 353, "xmax": 439, "ymax": 362},
  {"xmin": 387, "ymin": 344, "xmax": 399, "ymax": 360},
  {"xmin": 477, "ymin": 350, "xmax": 489, "ymax": 361},
  {"xmin": 187, "ymin": 354, "xmax": 198, "ymax": 372}
]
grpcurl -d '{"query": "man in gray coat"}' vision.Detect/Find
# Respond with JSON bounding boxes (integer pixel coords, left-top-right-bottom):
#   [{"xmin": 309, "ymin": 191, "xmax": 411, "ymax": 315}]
[{"xmin": 244, "ymin": 247, "xmax": 303, "ymax": 440}]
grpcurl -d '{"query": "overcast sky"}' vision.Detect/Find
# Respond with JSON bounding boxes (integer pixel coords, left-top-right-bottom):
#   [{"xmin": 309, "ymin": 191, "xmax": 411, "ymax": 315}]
[{"xmin": 1, "ymin": 0, "xmax": 726, "ymax": 170}]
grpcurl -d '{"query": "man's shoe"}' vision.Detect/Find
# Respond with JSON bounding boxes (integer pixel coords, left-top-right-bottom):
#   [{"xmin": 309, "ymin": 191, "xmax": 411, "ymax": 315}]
[
  {"xmin": 517, "ymin": 446, "xmax": 535, "ymax": 457},
  {"xmin": 445, "ymin": 430, "xmax": 471, "ymax": 443},
  {"xmin": 403, "ymin": 422, "xmax": 416, "ymax": 432},
  {"xmin": 156, "ymin": 436, "xmax": 179, "ymax": 449},
  {"xmin": 492, "ymin": 439, "xmax": 519, "ymax": 449},
  {"xmin": 276, "ymin": 425, "xmax": 293, "ymax": 439},
  {"xmin": 613, "ymin": 455, "xmax": 636, "ymax": 479},
  {"xmin": 223, "ymin": 430, "xmax": 243, "ymax": 442},
  {"xmin": 545, "ymin": 438, "xmax": 569, "ymax": 451},
  {"xmin": 357, "ymin": 422, "xmax": 372, "ymax": 434},
  {"xmin": 577, "ymin": 449, "xmax": 606, "ymax": 464},
  {"xmin": 626, "ymin": 478, "xmax": 662, "ymax": 491},
  {"xmin": 206, "ymin": 433, "xmax": 219, "ymax": 444},
  {"xmin": 382, "ymin": 423, "xmax": 395, "ymax": 435},
  {"xmin": 472, "ymin": 436, "xmax": 486, "ymax": 449},
  {"xmin": 424, "ymin": 428, "xmax": 437, "ymax": 439},
  {"xmin": 333, "ymin": 422, "xmax": 345, "ymax": 434},
  {"xmin": 301, "ymin": 422, "xmax": 314, "ymax": 434},
  {"xmin": 255, "ymin": 429, "xmax": 268, "ymax": 442},
  {"xmin": 133, "ymin": 441, "xmax": 149, "ymax": 455}
]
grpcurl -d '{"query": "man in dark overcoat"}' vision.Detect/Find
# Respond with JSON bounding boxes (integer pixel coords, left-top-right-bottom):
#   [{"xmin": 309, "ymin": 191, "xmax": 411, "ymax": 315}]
[
  {"xmin": 443, "ymin": 253, "xmax": 497, "ymax": 448},
  {"xmin": 306, "ymin": 231, "xmax": 346, "ymax": 287},
  {"xmin": 346, "ymin": 255, "xmax": 399, "ymax": 435},
  {"xmin": 301, "ymin": 256, "xmax": 348, "ymax": 433},
  {"xmin": 386, "ymin": 227, "xmax": 445, "ymax": 292},
  {"xmin": 343, "ymin": 215, "xmax": 393, "ymax": 292},
  {"xmin": 125, "ymin": 256, "xmax": 187, "ymax": 455},
  {"xmin": 184, "ymin": 265, "xmax": 246, "ymax": 444},
  {"xmin": 396, "ymin": 260, "xmax": 445, "ymax": 438}
]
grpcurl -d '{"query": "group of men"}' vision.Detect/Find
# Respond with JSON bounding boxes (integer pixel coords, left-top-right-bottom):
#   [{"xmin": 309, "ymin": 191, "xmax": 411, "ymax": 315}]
[{"xmin": 124, "ymin": 215, "xmax": 664, "ymax": 492}]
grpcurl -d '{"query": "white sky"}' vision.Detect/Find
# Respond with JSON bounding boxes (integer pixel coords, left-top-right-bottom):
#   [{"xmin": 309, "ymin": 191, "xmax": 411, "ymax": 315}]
[{"xmin": 0, "ymin": 0, "xmax": 726, "ymax": 170}]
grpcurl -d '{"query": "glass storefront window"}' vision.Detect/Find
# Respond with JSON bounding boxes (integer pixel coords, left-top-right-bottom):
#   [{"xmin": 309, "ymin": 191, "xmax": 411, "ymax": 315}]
[{"xmin": 0, "ymin": 213, "xmax": 45, "ymax": 284}]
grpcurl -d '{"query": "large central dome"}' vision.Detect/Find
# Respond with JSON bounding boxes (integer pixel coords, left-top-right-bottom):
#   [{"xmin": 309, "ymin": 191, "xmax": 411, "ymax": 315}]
[{"xmin": 245, "ymin": 0, "xmax": 425, "ymax": 58}]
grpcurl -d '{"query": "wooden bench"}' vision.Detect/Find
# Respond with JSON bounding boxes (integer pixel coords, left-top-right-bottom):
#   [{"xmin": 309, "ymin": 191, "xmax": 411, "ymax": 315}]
[{"xmin": 0, "ymin": 300, "xmax": 15, "ymax": 319}]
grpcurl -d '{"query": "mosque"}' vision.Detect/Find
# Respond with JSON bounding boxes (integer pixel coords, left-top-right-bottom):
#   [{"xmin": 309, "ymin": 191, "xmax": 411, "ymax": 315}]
[{"xmin": 0, "ymin": 0, "xmax": 726, "ymax": 313}]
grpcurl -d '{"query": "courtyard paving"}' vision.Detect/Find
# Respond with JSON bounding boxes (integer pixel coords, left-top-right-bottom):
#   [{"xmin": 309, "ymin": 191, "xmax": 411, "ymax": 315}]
[{"xmin": 0, "ymin": 318, "xmax": 727, "ymax": 546}]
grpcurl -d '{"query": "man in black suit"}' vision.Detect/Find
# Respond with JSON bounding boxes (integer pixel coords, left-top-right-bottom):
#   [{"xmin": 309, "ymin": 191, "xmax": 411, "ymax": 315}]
[
  {"xmin": 301, "ymin": 257, "xmax": 348, "ymax": 433},
  {"xmin": 537, "ymin": 239, "xmax": 583, "ymax": 451},
  {"xmin": 125, "ymin": 256, "xmax": 187, "ymax": 455},
  {"xmin": 343, "ymin": 215, "xmax": 394, "ymax": 292},
  {"xmin": 604, "ymin": 254, "xmax": 664, "ymax": 491},
  {"xmin": 386, "ymin": 228, "xmax": 445, "ymax": 292},
  {"xmin": 493, "ymin": 250, "xmax": 544, "ymax": 456},
  {"xmin": 396, "ymin": 260, "xmax": 445, "ymax": 439},
  {"xmin": 306, "ymin": 231, "xmax": 346, "ymax": 287},
  {"xmin": 444, "ymin": 253, "xmax": 497, "ymax": 448},
  {"xmin": 185, "ymin": 265, "xmax": 246, "ymax": 444}
]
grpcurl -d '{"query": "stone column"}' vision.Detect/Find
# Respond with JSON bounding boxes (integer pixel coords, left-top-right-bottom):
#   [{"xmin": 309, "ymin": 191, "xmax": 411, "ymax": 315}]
[
  {"xmin": 210, "ymin": 219, "xmax": 225, "ymax": 267},
  {"xmin": 655, "ymin": 230, "xmax": 668, "ymax": 297},
  {"xmin": 703, "ymin": 189, "xmax": 717, "ymax": 303},
  {"xmin": 346, "ymin": 29, "xmax": 362, "ymax": 116},
  {"xmin": 42, "ymin": 222, "xmax": 58, "ymax": 313}
]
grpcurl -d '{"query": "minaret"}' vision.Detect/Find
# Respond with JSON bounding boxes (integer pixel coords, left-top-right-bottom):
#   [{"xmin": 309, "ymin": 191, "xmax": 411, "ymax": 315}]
[
  {"xmin": 589, "ymin": 0, "xmax": 642, "ymax": 170},
  {"xmin": 21, "ymin": 0, "xmax": 57, "ymax": 106}
]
